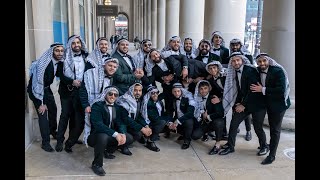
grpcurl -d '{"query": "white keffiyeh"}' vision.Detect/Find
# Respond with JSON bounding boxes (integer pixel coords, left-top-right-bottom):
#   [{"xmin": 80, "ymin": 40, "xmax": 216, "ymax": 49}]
[
  {"xmin": 29, "ymin": 44, "xmax": 64, "ymax": 104},
  {"xmin": 255, "ymin": 53, "xmax": 290, "ymax": 106},
  {"xmin": 63, "ymin": 35, "xmax": 90, "ymax": 79},
  {"xmin": 116, "ymin": 83, "xmax": 142, "ymax": 119},
  {"xmin": 172, "ymin": 83, "xmax": 197, "ymax": 108},
  {"xmin": 210, "ymin": 31, "xmax": 226, "ymax": 51},
  {"xmin": 161, "ymin": 36, "xmax": 183, "ymax": 58},
  {"xmin": 141, "ymin": 86, "xmax": 161, "ymax": 124},
  {"xmin": 83, "ymin": 86, "xmax": 119, "ymax": 147},
  {"xmin": 193, "ymin": 80, "xmax": 212, "ymax": 121},
  {"xmin": 145, "ymin": 49, "xmax": 168, "ymax": 77},
  {"xmin": 132, "ymin": 39, "xmax": 152, "ymax": 69},
  {"xmin": 222, "ymin": 52, "xmax": 256, "ymax": 116},
  {"xmin": 229, "ymin": 38, "xmax": 251, "ymax": 56},
  {"xmin": 180, "ymin": 37, "xmax": 197, "ymax": 59}
]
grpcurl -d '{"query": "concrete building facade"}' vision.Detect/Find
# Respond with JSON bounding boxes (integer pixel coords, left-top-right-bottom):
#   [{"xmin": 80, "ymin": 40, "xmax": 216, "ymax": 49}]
[{"xmin": 25, "ymin": 0, "xmax": 295, "ymax": 149}]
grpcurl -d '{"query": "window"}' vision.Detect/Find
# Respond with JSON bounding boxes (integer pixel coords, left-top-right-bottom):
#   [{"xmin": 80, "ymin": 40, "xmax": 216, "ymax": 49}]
[
  {"xmin": 53, "ymin": 0, "xmax": 69, "ymax": 44},
  {"xmin": 79, "ymin": 0, "xmax": 85, "ymax": 39}
]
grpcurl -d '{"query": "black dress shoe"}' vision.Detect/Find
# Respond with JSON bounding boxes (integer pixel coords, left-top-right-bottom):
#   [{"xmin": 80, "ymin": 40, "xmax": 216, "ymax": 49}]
[
  {"xmin": 261, "ymin": 155, "xmax": 275, "ymax": 165},
  {"xmin": 208, "ymin": 132, "xmax": 215, "ymax": 138},
  {"xmin": 41, "ymin": 143, "xmax": 54, "ymax": 152},
  {"xmin": 257, "ymin": 146, "xmax": 270, "ymax": 156},
  {"xmin": 219, "ymin": 147, "xmax": 234, "ymax": 155},
  {"xmin": 201, "ymin": 134, "xmax": 209, "ymax": 142},
  {"xmin": 146, "ymin": 141, "xmax": 160, "ymax": 152},
  {"xmin": 208, "ymin": 146, "xmax": 220, "ymax": 155},
  {"xmin": 245, "ymin": 131, "xmax": 252, "ymax": 141},
  {"xmin": 104, "ymin": 150, "xmax": 116, "ymax": 159},
  {"xmin": 164, "ymin": 131, "xmax": 170, "ymax": 138},
  {"xmin": 91, "ymin": 164, "xmax": 106, "ymax": 176},
  {"xmin": 120, "ymin": 146, "xmax": 132, "ymax": 156},
  {"xmin": 181, "ymin": 141, "xmax": 190, "ymax": 149},
  {"xmin": 55, "ymin": 142, "xmax": 63, "ymax": 152},
  {"xmin": 138, "ymin": 136, "xmax": 146, "ymax": 144},
  {"xmin": 64, "ymin": 145, "xmax": 73, "ymax": 153}
]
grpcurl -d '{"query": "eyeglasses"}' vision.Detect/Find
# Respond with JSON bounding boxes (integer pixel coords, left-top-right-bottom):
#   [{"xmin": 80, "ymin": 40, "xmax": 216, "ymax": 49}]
[
  {"xmin": 107, "ymin": 92, "xmax": 119, "ymax": 97},
  {"xmin": 144, "ymin": 43, "xmax": 152, "ymax": 47},
  {"xmin": 151, "ymin": 91, "xmax": 159, "ymax": 95}
]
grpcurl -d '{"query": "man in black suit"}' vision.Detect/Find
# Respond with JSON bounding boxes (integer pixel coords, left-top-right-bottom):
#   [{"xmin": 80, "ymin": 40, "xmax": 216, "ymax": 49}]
[
  {"xmin": 165, "ymin": 83, "xmax": 196, "ymax": 149},
  {"xmin": 116, "ymin": 83, "xmax": 153, "ymax": 155},
  {"xmin": 227, "ymin": 38, "xmax": 256, "ymax": 141},
  {"xmin": 191, "ymin": 80, "xmax": 225, "ymax": 155},
  {"xmin": 88, "ymin": 86, "xmax": 151, "ymax": 176},
  {"xmin": 250, "ymin": 53, "xmax": 291, "ymax": 165},
  {"xmin": 111, "ymin": 38, "xmax": 148, "ymax": 95},
  {"xmin": 140, "ymin": 85, "xmax": 171, "ymax": 152},
  {"xmin": 55, "ymin": 35, "xmax": 90, "ymax": 153},
  {"xmin": 27, "ymin": 43, "xmax": 64, "ymax": 152},
  {"xmin": 195, "ymin": 39, "xmax": 222, "ymax": 64},
  {"xmin": 210, "ymin": 31, "xmax": 230, "ymax": 67},
  {"xmin": 219, "ymin": 52, "xmax": 264, "ymax": 155},
  {"xmin": 180, "ymin": 37, "xmax": 197, "ymax": 59}
]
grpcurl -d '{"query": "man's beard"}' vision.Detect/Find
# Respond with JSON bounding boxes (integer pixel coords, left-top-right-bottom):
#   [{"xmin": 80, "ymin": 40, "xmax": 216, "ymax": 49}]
[{"xmin": 200, "ymin": 49, "xmax": 208, "ymax": 55}]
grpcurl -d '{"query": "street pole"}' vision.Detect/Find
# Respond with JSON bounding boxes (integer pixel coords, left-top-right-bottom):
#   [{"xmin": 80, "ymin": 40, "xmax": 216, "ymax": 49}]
[{"xmin": 254, "ymin": 0, "xmax": 263, "ymax": 57}]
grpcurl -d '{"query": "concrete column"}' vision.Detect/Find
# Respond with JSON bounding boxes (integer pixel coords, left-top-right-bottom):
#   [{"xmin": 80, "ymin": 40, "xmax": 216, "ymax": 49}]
[
  {"xmin": 32, "ymin": 0, "xmax": 54, "ymax": 57},
  {"xmin": 165, "ymin": 0, "xmax": 180, "ymax": 41},
  {"xmin": 85, "ymin": 0, "xmax": 93, "ymax": 51},
  {"xmin": 133, "ymin": 0, "xmax": 138, "ymax": 37},
  {"xmin": 260, "ymin": 0, "xmax": 295, "ymax": 99},
  {"xmin": 71, "ymin": 0, "xmax": 81, "ymax": 35},
  {"xmin": 143, "ymin": 0, "xmax": 147, "ymax": 39},
  {"xmin": 204, "ymin": 0, "xmax": 247, "ymax": 46},
  {"xmin": 157, "ymin": 0, "xmax": 166, "ymax": 49},
  {"xmin": 139, "ymin": 0, "xmax": 144, "ymax": 39},
  {"xmin": 147, "ymin": 0, "xmax": 152, "ymax": 39},
  {"xmin": 179, "ymin": 0, "xmax": 204, "ymax": 46},
  {"xmin": 151, "ymin": 0, "xmax": 157, "ymax": 48}
]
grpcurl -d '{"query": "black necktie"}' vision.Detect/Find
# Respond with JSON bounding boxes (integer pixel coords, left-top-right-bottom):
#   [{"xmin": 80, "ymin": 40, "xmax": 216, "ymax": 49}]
[
  {"xmin": 235, "ymin": 70, "xmax": 241, "ymax": 91},
  {"xmin": 102, "ymin": 54, "xmax": 109, "ymax": 58},
  {"xmin": 74, "ymin": 53, "xmax": 81, "ymax": 57},
  {"xmin": 135, "ymin": 100, "xmax": 141, "ymax": 120},
  {"xmin": 213, "ymin": 48, "xmax": 220, "ymax": 51}
]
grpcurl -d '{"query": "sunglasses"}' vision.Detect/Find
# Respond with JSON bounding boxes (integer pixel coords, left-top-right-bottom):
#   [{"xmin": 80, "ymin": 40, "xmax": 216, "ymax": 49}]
[
  {"xmin": 151, "ymin": 91, "xmax": 159, "ymax": 95},
  {"xmin": 107, "ymin": 92, "xmax": 119, "ymax": 97},
  {"xmin": 200, "ymin": 44, "xmax": 209, "ymax": 48},
  {"xmin": 144, "ymin": 43, "xmax": 152, "ymax": 47}
]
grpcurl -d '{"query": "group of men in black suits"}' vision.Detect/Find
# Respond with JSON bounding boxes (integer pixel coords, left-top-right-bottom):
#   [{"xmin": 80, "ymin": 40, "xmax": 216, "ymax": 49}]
[{"xmin": 27, "ymin": 33, "xmax": 291, "ymax": 176}]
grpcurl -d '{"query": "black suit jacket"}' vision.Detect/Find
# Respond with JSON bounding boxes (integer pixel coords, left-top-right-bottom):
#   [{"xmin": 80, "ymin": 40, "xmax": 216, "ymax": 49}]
[
  {"xmin": 219, "ymin": 46, "xmax": 230, "ymax": 65},
  {"xmin": 205, "ymin": 94, "xmax": 225, "ymax": 120},
  {"xmin": 236, "ymin": 65, "xmax": 264, "ymax": 112},
  {"xmin": 258, "ymin": 66, "xmax": 291, "ymax": 112},
  {"xmin": 148, "ymin": 57, "xmax": 179, "ymax": 85},
  {"xmin": 207, "ymin": 75, "xmax": 226, "ymax": 98},
  {"xmin": 172, "ymin": 97, "xmax": 195, "ymax": 123},
  {"xmin": 27, "ymin": 61, "xmax": 61, "ymax": 107}
]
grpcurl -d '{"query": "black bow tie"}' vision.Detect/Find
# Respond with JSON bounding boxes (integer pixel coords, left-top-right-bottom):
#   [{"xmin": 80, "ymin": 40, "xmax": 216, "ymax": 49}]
[
  {"xmin": 74, "ymin": 53, "xmax": 81, "ymax": 57},
  {"xmin": 104, "ymin": 75, "xmax": 112, "ymax": 78},
  {"xmin": 201, "ymin": 55, "xmax": 209, "ymax": 58},
  {"xmin": 202, "ymin": 97, "xmax": 207, "ymax": 100},
  {"xmin": 175, "ymin": 98, "xmax": 181, "ymax": 101},
  {"xmin": 260, "ymin": 71, "xmax": 267, "ymax": 74},
  {"xmin": 106, "ymin": 104, "xmax": 114, "ymax": 107},
  {"xmin": 102, "ymin": 54, "xmax": 109, "ymax": 58},
  {"xmin": 235, "ymin": 70, "xmax": 241, "ymax": 73},
  {"xmin": 213, "ymin": 48, "xmax": 220, "ymax": 51},
  {"xmin": 122, "ymin": 54, "xmax": 128, "ymax": 57}
]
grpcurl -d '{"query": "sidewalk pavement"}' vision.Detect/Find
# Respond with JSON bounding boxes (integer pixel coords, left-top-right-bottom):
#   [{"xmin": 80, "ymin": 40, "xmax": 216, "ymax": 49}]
[{"xmin": 25, "ymin": 45, "xmax": 295, "ymax": 179}]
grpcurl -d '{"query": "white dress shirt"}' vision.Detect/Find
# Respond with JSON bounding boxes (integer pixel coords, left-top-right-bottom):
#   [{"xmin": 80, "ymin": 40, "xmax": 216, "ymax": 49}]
[{"xmin": 73, "ymin": 55, "xmax": 85, "ymax": 81}]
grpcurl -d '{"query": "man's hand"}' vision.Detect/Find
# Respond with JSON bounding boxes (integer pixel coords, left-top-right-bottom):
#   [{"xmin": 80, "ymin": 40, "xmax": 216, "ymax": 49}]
[
  {"xmin": 141, "ymin": 127, "xmax": 152, "ymax": 136},
  {"xmin": 72, "ymin": 80, "xmax": 81, "ymax": 87},
  {"xmin": 134, "ymin": 68, "xmax": 144, "ymax": 79},
  {"xmin": 85, "ymin": 106, "xmax": 91, "ymax": 113},
  {"xmin": 235, "ymin": 103, "xmax": 245, "ymax": 113},
  {"xmin": 116, "ymin": 133, "xmax": 126, "ymax": 145},
  {"xmin": 181, "ymin": 68, "xmax": 188, "ymax": 79},
  {"xmin": 202, "ymin": 110, "xmax": 208, "ymax": 120},
  {"xmin": 211, "ymin": 95, "xmax": 220, "ymax": 104},
  {"xmin": 250, "ymin": 82, "xmax": 263, "ymax": 92},
  {"xmin": 38, "ymin": 104, "xmax": 48, "ymax": 115}
]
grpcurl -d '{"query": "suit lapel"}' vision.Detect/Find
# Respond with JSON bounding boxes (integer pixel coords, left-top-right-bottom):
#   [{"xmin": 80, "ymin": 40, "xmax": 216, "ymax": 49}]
[{"xmin": 115, "ymin": 52, "xmax": 133, "ymax": 72}]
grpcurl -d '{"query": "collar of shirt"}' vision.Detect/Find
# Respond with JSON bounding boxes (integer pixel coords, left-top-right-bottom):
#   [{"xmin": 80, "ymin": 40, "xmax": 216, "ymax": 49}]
[
  {"xmin": 117, "ymin": 50, "xmax": 127, "ymax": 57},
  {"xmin": 202, "ymin": 93, "xmax": 209, "ymax": 100},
  {"xmin": 260, "ymin": 67, "xmax": 269, "ymax": 74},
  {"xmin": 52, "ymin": 59, "xmax": 60, "ymax": 66},
  {"xmin": 236, "ymin": 65, "xmax": 244, "ymax": 74},
  {"xmin": 175, "ymin": 96, "xmax": 182, "ymax": 101},
  {"xmin": 201, "ymin": 52, "xmax": 210, "ymax": 57}
]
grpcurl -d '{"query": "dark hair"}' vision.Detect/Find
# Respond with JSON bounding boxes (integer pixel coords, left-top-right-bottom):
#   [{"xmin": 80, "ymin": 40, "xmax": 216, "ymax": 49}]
[
  {"xmin": 198, "ymin": 81, "xmax": 210, "ymax": 89},
  {"xmin": 255, "ymin": 53, "xmax": 270, "ymax": 59},
  {"xmin": 96, "ymin": 37, "xmax": 108, "ymax": 44},
  {"xmin": 148, "ymin": 48, "xmax": 158, "ymax": 58},
  {"xmin": 50, "ymin": 42, "xmax": 63, "ymax": 48}
]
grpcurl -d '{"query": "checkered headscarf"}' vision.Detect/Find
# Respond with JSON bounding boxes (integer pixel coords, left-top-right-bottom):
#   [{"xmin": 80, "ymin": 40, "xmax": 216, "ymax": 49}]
[
  {"xmin": 133, "ymin": 39, "xmax": 152, "ymax": 69},
  {"xmin": 193, "ymin": 80, "xmax": 212, "ymax": 121},
  {"xmin": 141, "ymin": 85, "xmax": 161, "ymax": 124},
  {"xmin": 29, "ymin": 43, "xmax": 64, "ymax": 104},
  {"xmin": 180, "ymin": 37, "xmax": 197, "ymax": 59},
  {"xmin": 145, "ymin": 48, "xmax": 168, "ymax": 77}
]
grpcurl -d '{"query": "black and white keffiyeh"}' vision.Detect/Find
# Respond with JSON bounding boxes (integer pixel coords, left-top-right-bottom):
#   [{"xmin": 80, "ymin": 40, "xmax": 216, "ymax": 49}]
[
  {"xmin": 161, "ymin": 36, "xmax": 182, "ymax": 58},
  {"xmin": 145, "ymin": 49, "xmax": 168, "ymax": 77},
  {"xmin": 110, "ymin": 38, "xmax": 129, "ymax": 56},
  {"xmin": 193, "ymin": 80, "xmax": 212, "ymax": 121},
  {"xmin": 133, "ymin": 39, "xmax": 152, "ymax": 69},
  {"xmin": 210, "ymin": 31, "xmax": 226, "ymax": 51},
  {"xmin": 83, "ymin": 86, "xmax": 119, "ymax": 146},
  {"xmin": 255, "ymin": 53, "xmax": 290, "ymax": 106},
  {"xmin": 116, "ymin": 83, "xmax": 143, "ymax": 119},
  {"xmin": 205, "ymin": 61, "xmax": 227, "ymax": 76},
  {"xmin": 172, "ymin": 83, "xmax": 197, "ymax": 108},
  {"xmin": 195, "ymin": 39, "xmax": 212, "ymax": 57},
  {"xmin": 141, "ymin": 85, "xmax": 161, "ymax": 124},
  {"xmin": 222, "ymin": 52, "xmax": 256, "ymax": 116},
  {"xmin": 29, "ymin": 43, "xmax": 64, "ymax": 104},
  {"xmin": 180, "ymin": 37, "xmax": 197, "ymax": 59},
  {"xmin": 229, "ymin": 38, "xmax": 251, "ymax": 56},
  {"xmin": 63, "ymin": 35, "xmax": 90, "ymax": 79}
]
